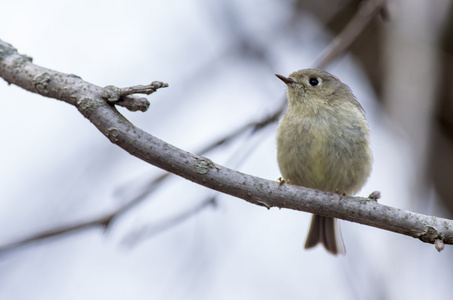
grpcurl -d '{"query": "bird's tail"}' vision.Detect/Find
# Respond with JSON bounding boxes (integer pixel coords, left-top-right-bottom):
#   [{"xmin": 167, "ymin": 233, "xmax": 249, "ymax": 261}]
[{"xmin": 304, "ymin": 214, "xmax": 346, "ymax": 255}]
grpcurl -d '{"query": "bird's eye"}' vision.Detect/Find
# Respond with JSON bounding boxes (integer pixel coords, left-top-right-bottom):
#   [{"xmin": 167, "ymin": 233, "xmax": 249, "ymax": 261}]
[{"xmin": 309, "ymin": 78, "xmax": 319, "ymax": 86}]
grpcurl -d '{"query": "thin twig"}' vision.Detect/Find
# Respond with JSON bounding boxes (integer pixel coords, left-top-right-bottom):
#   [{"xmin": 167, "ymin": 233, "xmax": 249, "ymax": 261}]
[
  {"xmin": 123, "ymin": 196, "xmax": 217, "ymax": 247},
  {"xmin": 118, "ymin": 81, "xmax": 169, "ymax": 96},
  {"xmin": 0, "ymin": 214, "xmax": 113, "ymax": 254},
  {"xmin": 0, "ymin": 174, "xmax": 169, "ymax": 255},
  {"xmin": 196, "ymin": 103, "xmax": 285, "ymax": 155}
]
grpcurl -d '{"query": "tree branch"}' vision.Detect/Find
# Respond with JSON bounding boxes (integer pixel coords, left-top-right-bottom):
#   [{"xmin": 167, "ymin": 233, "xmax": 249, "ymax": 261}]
[
  {"xmin": 0, "ymin": 102, "xmax": 281, "ymax": 254},
  {"xmin": 102, "ymin": 82, "xmax": 168, "ymax": 112},
  {"xmin": 0, "ymin": 214, "xmax": 113, "ymax": 253},
  {"xmin": 0, "ymin": 172, "xmax": 170, "ymax": 254},
  {"xmin": 314, "ymin": 0, "xmax": 387, "ymax": 69},
  {"xmin": 2, "ymin": 0, "xmax": 443, "ymax": 253},
  {"xmin": 1, "ymin": 38, "xmax": 452, "ymax": 252},
  {"xmin": 122, "ymin": 195, "xmax": 217, "ymax": 247}
]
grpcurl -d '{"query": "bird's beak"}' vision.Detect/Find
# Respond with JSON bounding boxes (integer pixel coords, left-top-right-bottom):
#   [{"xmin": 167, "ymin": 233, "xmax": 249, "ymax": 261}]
[{"xmin": 275, "ymin": 74, "xmax": 296, "ymax": 85}]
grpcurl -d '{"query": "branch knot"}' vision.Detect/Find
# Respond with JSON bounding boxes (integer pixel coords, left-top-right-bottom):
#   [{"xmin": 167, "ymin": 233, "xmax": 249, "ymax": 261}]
[{"xmin": 101, "ymin": 81, "xmax": 168, "ymax": 112}]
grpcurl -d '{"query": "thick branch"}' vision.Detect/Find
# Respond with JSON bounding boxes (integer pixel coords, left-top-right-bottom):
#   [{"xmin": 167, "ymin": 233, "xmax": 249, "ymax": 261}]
[{"xmin": 1, "ymin": 39, "xmax": 452, "ymax": 249}]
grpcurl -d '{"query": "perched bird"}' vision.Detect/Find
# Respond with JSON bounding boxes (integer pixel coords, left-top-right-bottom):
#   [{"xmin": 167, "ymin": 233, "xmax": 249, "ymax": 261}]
[{"xmin": 275, "ymin": 69, "xmax": 372, "ymax": 255}]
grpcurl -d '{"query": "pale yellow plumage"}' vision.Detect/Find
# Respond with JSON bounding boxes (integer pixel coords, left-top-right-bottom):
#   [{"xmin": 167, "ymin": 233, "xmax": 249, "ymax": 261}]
[{"xmin": 276, "ymin": 69, "xmax": 372, "ymax": 255}]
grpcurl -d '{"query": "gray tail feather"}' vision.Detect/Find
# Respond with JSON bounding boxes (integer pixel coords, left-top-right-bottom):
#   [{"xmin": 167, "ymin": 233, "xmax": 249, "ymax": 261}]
[{"xmin": 304, "ymin": 215, "xmax": 346, "ymax": 255}]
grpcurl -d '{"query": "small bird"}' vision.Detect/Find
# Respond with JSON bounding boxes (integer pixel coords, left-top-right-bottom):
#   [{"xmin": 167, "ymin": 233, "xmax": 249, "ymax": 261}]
[{"xmin": 275, "ymin": 69, "xmax": 372, "ymax": 255}]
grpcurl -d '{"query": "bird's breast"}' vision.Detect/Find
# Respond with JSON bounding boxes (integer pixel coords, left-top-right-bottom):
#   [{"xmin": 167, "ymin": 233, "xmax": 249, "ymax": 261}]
[{"xmin": 276, "ymin": 108, "xmax": 372, "ymax": 194}]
